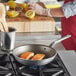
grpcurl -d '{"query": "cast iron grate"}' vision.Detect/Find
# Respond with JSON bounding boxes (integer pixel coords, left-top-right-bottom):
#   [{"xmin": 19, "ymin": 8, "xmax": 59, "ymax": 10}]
[{"xmin": 0, "ymin": 53, "xmax": 70, "ymax": 76}]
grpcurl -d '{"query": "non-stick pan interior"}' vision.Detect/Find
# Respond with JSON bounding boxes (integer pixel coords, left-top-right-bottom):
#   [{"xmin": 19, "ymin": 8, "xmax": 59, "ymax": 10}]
[{"xmin": 13, "ymin": 44, "xmax": 56, "ymax": 59}]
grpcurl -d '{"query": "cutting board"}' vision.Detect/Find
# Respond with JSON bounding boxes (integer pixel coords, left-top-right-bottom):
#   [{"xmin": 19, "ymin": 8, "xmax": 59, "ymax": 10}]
[
  {"xmin": 6, "ymin": 14, "xmax": 55, "ymax": 33},
  {"xmin": 0, "ymin": 3, "xmax": 55, "ymax": 33}
]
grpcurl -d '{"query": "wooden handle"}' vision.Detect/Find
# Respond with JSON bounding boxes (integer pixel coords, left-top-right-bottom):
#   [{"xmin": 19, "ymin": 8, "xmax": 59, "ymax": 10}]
[
  {"xmin": 0, "ymin": 21, "xmax": 8, "ymax": 32},
  {"xmin": 1, "ymin": 19, "xmax": 8, "ymax": 32},
  {"xmin": 0, "ymin": 3, "xmax": 8, "ymax": 32}
]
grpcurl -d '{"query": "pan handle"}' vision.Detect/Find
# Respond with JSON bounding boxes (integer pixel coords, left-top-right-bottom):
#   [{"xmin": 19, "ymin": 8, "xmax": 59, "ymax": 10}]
[{"xmin": 49, "ymin": 35, "xmax": 71, "ymax": 48}]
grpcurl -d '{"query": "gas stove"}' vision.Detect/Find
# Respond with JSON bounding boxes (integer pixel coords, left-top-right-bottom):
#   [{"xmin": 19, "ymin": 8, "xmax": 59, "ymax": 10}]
[{"xmin": 0, "ymin": 51, "xmax": 70, "ymax": 76}]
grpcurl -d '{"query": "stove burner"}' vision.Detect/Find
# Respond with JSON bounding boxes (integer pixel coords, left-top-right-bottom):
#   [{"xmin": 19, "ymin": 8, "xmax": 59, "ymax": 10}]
[{"xmin": 0, "ymin": 54, "xmax": 70, "ymax": 76}]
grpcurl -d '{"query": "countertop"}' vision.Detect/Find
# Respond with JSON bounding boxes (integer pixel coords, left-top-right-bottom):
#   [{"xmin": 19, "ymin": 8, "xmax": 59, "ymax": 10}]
[
  {"xmin": 58, "ymin": 51, "xmax": 76, "ymax": 76},
  {"xmin": 0, "ymin": 32, "xmax": 65, "ymax": 53},
  {"xmin": 14, "ymin": 32, "xmax": 65, "ymax": 51}
]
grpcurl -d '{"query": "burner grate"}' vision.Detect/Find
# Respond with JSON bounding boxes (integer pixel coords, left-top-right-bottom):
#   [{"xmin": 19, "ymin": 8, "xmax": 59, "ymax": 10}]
[{"xmin": 0, "ymin": 54, "xmax": 70, "ymax": 76}]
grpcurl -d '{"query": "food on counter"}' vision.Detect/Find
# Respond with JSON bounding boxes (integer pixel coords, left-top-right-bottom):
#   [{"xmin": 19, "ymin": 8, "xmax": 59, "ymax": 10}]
[
  {"xmin": 6, "ymin": 10, "xmax": 19, "ymax": 18},
  {"xmin": 15, "ymin": 7, "xmax": 23, "ymax": 13},
  {"xmin": 18, "ymin": 3, "xmax": 28, "ymax": 12},
  {"xmin": 8, "ymin": 0, "xmax": 16, "ymax": 9},
  {"xmin": 20, "ymin": 52, "xmax": 34, "ymax": 60},
  {"xmin": 6, "ymin": 2, "xmax": 36, "ymax": 19},
  {"xmin": 31, "ymin": 54, "xmax": 45, "ymax": 60},
  {"xmin": 25, "ymin": 10, "xmax": 35, "ymax": 19},
  {"xmin": 45, "ymin": 5, "xmax": 61, "ymax": 9}
]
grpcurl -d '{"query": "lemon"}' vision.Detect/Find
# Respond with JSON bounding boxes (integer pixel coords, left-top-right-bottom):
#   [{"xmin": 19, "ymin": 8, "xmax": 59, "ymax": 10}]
[
  {"xmin": 25, "ymin": 10, "xmax": 35, "ymax": 19},
  {"xmin": 45, "ymin": 5, "xmax": 61, "ymax": 8},
  {"xmin": 6, "ymin": 11, "xmax": 19, "ymax": 18},
  {"xmin": 8, "ymin": 0, "xmax": 16, "ymax": 9},
  {"xmin": 18, "ymin": 3, "xmax": 28, "ymax": 12}
]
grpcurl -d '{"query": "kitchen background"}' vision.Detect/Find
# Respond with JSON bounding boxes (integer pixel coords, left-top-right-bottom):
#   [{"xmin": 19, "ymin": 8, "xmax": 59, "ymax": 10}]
[
  {"xmin": 0, "ymin": 0, "xmax": 64, "ymax": 34},
  {"xmin": 0, "ymin": 1, "xmax": 76, "ymax": 76}
]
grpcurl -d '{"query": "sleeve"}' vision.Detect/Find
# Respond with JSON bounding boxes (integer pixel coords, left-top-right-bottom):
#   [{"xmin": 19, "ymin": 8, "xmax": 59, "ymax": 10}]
[{"xmin": 62, "ymin": 0, "xmax": 76, "ymax": 18}]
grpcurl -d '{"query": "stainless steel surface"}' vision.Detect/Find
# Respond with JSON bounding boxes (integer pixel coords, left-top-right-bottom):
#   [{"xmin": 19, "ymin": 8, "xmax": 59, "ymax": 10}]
[
  {"xmin": 13, "ymin": 44, "xmax": 57, "ymax": 65},
  {"xmin": 14, "ymin": 33, "xmax": 65, "ymax": 51},
  {"xmin": 57, "ymin": 51, "xmax": 76, "ymax": 76},
  {"xmin": 0, "ymin": 32, "xmax": 75, "ymax": 75},
  {"xmin": 13, "ymin": 45, "xmax": 56, "ymax": 57},
  {"xmin": 50, "ymin": 35, "xmax": 71, "ymax": 47},
  {"xmin": 0, "ymin": 32, "xmax": 65, "ymax": 54},
  {"xmin": 1, "ymin": 27, "xmax": 16, "ymax": 51},
  {"xmin": 12, "ymin": 34, "xmax": 69, "ymax": 66},
  {"xmin": 0, "ymin": 33, "xmax": 65, "ymax": 56}
]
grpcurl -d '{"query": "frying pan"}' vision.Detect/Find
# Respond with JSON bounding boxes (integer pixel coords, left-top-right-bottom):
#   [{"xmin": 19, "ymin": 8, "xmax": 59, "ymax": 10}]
[{"xmin": 11, "ymin": 35, "xmax": 71, "ymax": 66}]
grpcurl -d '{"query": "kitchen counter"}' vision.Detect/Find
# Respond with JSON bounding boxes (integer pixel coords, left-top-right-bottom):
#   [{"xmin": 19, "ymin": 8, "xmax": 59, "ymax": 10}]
[
  {"xmin": 15, "ymin": 32, "xmax": 65, "ymax": 51},
  {"xmin": 58, "ymin": 51, "xmax": 76, "ymax": 76},
  {"xmin": 0, "ymin": 32, "xmax": 65, "ymax": 51},
  {"xmin": 0, "ymin": 32, "xmax": 65, "ymax": 53}
]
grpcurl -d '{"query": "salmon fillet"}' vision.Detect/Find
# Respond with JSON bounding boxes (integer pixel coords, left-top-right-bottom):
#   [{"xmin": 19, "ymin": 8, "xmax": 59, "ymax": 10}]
[
  {"xmin": 31, "ymin": 54, "xmax": 45, "ymax": 60},
  {"xmin": 20, "ymin": 52, "xmax": 34, "ymax": 60}
]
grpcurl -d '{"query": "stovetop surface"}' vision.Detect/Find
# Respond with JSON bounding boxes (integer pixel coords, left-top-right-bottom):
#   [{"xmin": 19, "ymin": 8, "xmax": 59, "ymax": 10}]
[{"xmin": 0, "ymin": 52, "xmax": 70, "ymax": 76}]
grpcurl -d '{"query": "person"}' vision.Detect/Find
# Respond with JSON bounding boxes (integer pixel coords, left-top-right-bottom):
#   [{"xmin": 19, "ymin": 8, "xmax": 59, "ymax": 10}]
[{"xmin": 28, "ymin": 0, "xmax": 76, "ymax": 51}]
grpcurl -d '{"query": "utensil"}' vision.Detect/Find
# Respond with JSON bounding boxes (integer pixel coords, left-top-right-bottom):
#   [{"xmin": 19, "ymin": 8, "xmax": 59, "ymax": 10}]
[
  {"xmin": 0, "ymin": 4, "xmax": 8, "ymax": 32},
  {"xmin": 1, "ymin": 27, "xmax": 16, "ymax": 51},
  {"xmin": 10, "ymin": 35, "xmax": 71, "ymax": 66},
  {"xmin": 0, "ymin": 22, "xmax": 8, "ymax": 32}
]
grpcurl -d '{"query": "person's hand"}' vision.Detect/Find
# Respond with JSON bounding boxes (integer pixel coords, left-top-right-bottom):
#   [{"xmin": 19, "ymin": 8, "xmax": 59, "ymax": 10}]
[{"xmin": 28, "ymin": 3, "xmax": 48, "ymax": 16}]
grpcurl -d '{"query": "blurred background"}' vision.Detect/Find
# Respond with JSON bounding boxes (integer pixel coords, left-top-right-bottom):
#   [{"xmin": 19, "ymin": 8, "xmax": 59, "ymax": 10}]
[{"xmin": 0, "ymin": 0, "xmax": 64, "ymax": 34}]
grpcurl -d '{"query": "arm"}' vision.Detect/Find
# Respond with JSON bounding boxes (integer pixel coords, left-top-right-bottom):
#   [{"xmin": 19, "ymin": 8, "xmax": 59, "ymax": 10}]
[
  {"xmin": 62, "ymin": 1, "xmax": 76, "ymax": 18},
  {"xmin": 50, "ymin": 7, "xmax": 64, "ymax": 17},
  {"xmin": 47, "ymin": 0, "xmax": 76, "ymax": 18},
  {"xmin": 29, "ymin": 1, "xmax": 76, "ymax": 18}
]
